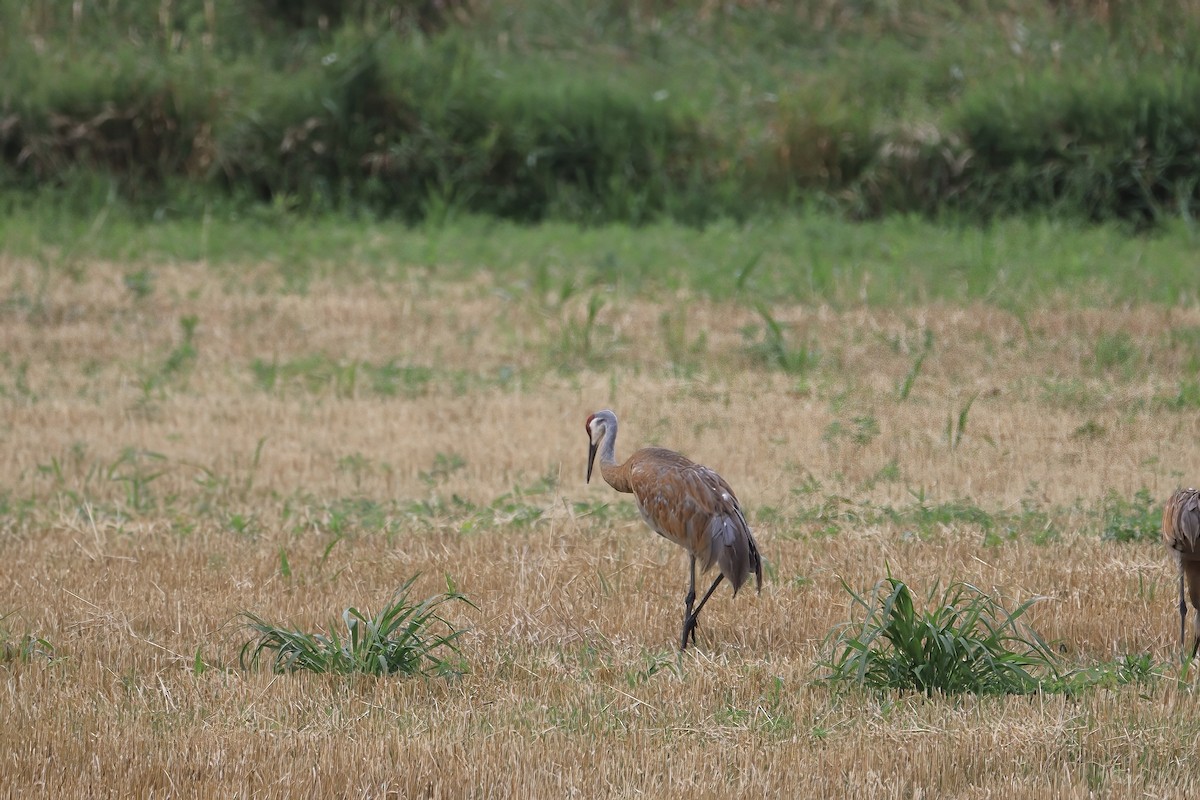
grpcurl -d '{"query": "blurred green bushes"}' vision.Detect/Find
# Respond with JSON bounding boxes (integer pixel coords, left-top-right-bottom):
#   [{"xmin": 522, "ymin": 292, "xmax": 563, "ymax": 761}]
[{"xmin": 3, "ymin": 0, "xmax": 1200, "ymax": 225}]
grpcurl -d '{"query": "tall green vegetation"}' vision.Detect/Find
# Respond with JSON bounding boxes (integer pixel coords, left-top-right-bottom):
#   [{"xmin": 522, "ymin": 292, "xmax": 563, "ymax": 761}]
[
  {"xmin": 239, "ymin": 576, "xmax": 473, "ymax": 677},
  {"xmin": 4, "ymin": 0, "xmax": 1200, "ymax": 224},
  {"xmin": 820, "ymin": 576, "xmax": 1064, "ymax": 696}
]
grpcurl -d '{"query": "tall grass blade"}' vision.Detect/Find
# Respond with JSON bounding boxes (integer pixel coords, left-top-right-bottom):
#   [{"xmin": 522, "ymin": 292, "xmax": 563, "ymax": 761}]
[
  {"xmin": 897, "ymin": 329, "xmax": 933, "ymax": 401},
  {"xmin": 734, "ymin": 250, "xmax": 764, "ymax": 292},
  {"xmin": 953, "ymin": 392, "xmax": 978, "ymax": 449}
]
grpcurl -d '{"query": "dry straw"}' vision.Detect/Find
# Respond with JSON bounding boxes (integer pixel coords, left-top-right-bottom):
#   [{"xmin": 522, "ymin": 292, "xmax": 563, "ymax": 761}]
[{"xmin": 2, "ymin": 257, "xmax": 1200, "ymax": 796}]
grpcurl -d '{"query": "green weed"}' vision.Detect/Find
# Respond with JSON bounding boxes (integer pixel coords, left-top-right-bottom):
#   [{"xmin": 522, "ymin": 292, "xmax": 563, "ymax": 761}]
[
  {"xmin": 122, "ymin": 268, "xmax": 154, "ymax": 300},
  {"xmin": 789, "ymin": 491, "xmax": 1055, "ymax": 545},
  {"xmin": 1091, "ymin": 332, "xmax": 1139, "ymax": 374},
  {"xmin": 134, "ymin": 315, "xmax": 200, "ymax": 407},
  {"xmin": 820, "ymin": 576, "xmax": 1062, "ymax": 696},
  {"xmin": 733, "ymin": 249, "xmax": 765, "ymax": 292},
  {"xmin": 461, "ymin": 485, "xmax": 547, "ymax": 533},
  {"xmin": 624, "ymin": 650, "xmax": 681, "ymax": 688},
  {"xmin": 791, "ymin": 494, "xmax": 866, "ymax": 527},
  {"xmin": 745, "ymin": 304, "xmax": 818, "ymax": 375},
  {"xmin": 0, "ymin": 613, "xmax": 54, "ymax": 665},
  {"xmin": 419, "ymin": 452, "xmax": 466, "ymax": 486},
  {"xmin": 1168, "ymin": 326, "xmax": 1200, "ymax": 373},
  {"xmin": 571, "ymin": 499, "xmax": 641, "ymax": 525},
  {"xmin": 897, "ymin": 329, "xmax": 933, "ymax": 401},
  {"xmin": 946, "ymin": 393, "xmax": 978, "ymax": 450},
  {"xmin": 1099, "ymin": 488, "xmax": 1160, "ymax": 543},
  {"xmin": 106, "ymin": 447, "xmax": 168, "ymax": 514},
  {"xmin": 887, "ymin": 496, "xmax": 995, "ymax": 542},
  {"xmin": 160, "ymin": 316, "xmax": 199, "ymax": 380},
  {"xmin": 224, "ymin": 512, "xmax": 259, "ymax": 538},
  {"xmin": 1071, "ymin": 420, "xmax": 1107, "ymax": 440},
  {"xmin": 251, "ymin": 355, "xmax": 432, "ymax": 398},
  {"xmin": 823, "ymin": 415, "xmax": 879, "ymax": 447},
  {"xmin": 191, "ymin": 648, "xmax": 208, "ymax": 677},
  {"xmin": 0, "ymin": 357, "xmax": 35, "ymax": 403},
  {"xmin": 367, "ymin": 361, "xmax": 436, "ymax": 397},
  {"xmin": 188, "ymin": 438, "xmax": 266, "ymax": 508},
  {"xmin": 239, "ymin": 576, "xmax": 473, "ymax": 677},
  {"xmin": 287, "ymin": 496, "xmax": 395, "ymax": 538},
  {"xmin": 1063, "ymin": 653, "xmax": 1164, "ymax": 692},
  {"xmin": 862, "ymin": 459, "xmax": 902, "ymax": 490},
  {"xmin": 0, "ymin": 491, "xmax": 37, "ymax": 536},
  {"xmin": 1038, "ymin": 378, "xmax": 1109, "ymax": 412},
  {"xmin": 1156, "ymin": 381, "xmax": 1200, "ymax": 410},
  {"xmin": 553, "ymin": 293, "xmax": 612, "ymax": 369},
  {"xmin": 336, "ymin": 453, "xmax": 374, "ymax": 492}
]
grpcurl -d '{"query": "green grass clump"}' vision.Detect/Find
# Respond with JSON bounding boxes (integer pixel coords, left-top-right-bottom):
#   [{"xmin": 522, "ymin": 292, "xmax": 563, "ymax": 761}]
[
  {"xmin": 0, "ymin": 613, "xmax": 54, "ymax": 665},
  {"xmin": 743, "ymin": 305, "xmax": 819, "ymax": 375},
  {"xmin": 250, "ymin": 354, "xmax": 433, "ymax": 398},
  {"xmin": 1063, "ymin": 652, "xmax": 1164, "ymax": 692},
  {"xmin": 820, "ymin": 576, "xmax": 1062, "ymax": 696},
  {"xmin": 1157, "ymin": 381, "xmax": 1200, "ymax": 410},
  {"xmin": 239, "ymin": 576, "xmax": 473, "ymax": 676},
  {"xmin": 1092, "ymin": 331, "xmax": 1139, "ymax": 373},
  {"xmin": 1099, "ymin": 488, "xmax": 1160, "ymax": 543},
  {"xmin": 0, "ymin": 634, "xmax": 53, "ymax": 664}
]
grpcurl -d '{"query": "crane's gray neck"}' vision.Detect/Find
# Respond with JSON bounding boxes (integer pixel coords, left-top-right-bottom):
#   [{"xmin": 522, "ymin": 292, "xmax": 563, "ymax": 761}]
[{"xmin": 598, "ymin": 417, "xmax": 618, "ymax": 466}]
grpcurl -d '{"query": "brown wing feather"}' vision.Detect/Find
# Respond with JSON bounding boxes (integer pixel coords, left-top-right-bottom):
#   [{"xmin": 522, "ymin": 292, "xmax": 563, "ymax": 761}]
[
  {"xmin": 1165, "ymin": 488, "xmax": 1200, "ymax": 562},
  {"xmin": 627, "ymin": 447, "xmax": 762, "ymax": 594}
]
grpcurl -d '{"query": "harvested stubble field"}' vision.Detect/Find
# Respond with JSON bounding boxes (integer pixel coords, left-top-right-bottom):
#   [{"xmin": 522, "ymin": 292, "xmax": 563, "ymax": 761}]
[{"xmin": 3, "ymin": 251, "xmax": 1200, "ymax": 798}]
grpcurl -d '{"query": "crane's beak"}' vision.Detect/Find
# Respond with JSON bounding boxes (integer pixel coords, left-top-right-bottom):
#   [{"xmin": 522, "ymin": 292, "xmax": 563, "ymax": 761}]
[{"xmin": 587, "ymin": 439, "xmax": 599, "ymax": 484}]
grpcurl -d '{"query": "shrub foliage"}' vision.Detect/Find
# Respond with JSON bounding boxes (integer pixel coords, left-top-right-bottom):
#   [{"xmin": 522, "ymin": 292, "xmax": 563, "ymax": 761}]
[{"xmin": 4, "ymin": 0, "xmax": 1200, "ymax": 224}]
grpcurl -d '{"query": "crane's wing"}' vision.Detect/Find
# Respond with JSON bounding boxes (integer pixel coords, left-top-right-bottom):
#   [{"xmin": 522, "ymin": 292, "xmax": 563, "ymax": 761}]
[
  {"xmin": 1166, "ymin": 488, "xmax": 1200, "ymax": 561},
  {"xmin": 629, "ymin": 448, "xmax": 763, "ymax": 594}
]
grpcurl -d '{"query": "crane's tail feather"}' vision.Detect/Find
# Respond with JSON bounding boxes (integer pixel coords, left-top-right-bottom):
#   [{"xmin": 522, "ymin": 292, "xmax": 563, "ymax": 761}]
[
  {"xmin": 1186, "ymin": 562, "xmax": 1200, "ymax": 636},
  {"xmin": 748, "ymin": 531, "xmax": 763, "ymax": 593},
  {"xmin": 1183, "ymin": 493, "xmax": 1200, "ymax": 543},
  {"xmin": 706, "ymin": 513, "xmax": 762, "ymax": 596}
]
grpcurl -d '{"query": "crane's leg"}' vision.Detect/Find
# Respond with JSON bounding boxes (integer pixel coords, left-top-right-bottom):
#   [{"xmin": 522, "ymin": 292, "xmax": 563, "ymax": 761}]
[
  {"xmin": 680, "ymin": 556, "xmax": 697, "ymax": 651},
  {"xmin": 1188, "ymin": 566, "xmax": 1200, "ymax": 663},
  {"xmin": 1180, "ymin": 571, "xmax": 1188, "ymax": 663},
  {"xmin": 680, "ymin": 573, "xmax": 724, "ymax": 651}
]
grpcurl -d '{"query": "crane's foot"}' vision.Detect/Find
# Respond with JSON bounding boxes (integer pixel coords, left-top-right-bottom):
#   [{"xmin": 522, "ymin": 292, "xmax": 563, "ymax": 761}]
[{"xmin": 679, "ymin": 614, "xmax": 700, "ymax": 651}]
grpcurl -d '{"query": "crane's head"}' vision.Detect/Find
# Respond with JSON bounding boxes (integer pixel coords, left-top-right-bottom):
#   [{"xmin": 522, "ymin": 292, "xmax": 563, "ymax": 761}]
[{"xmin": 585, "ymin": 409, "xmax": 617, "ymax": 484}]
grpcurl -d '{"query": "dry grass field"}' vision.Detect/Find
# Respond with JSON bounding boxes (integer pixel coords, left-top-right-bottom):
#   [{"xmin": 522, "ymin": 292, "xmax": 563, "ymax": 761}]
[{"xmin": 3, "ymin": 253, "xmax": 1200, "ymax": 798}]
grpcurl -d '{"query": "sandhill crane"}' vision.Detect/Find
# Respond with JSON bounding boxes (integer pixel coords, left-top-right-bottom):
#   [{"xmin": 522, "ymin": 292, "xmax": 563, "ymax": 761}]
[
  {"xmin": 1164, "ymin": 487, "xmax": 1200, "ymax": 662},
  {"xmin": 585, "ymin": 409, "xmax": 762, "ymax": 650}
]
